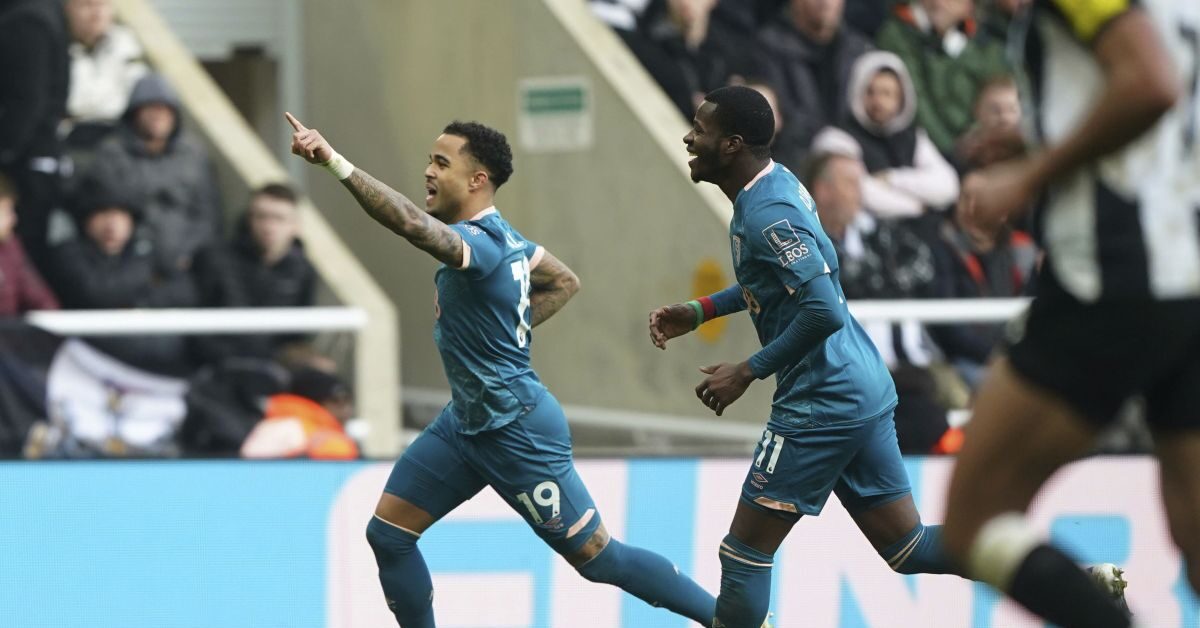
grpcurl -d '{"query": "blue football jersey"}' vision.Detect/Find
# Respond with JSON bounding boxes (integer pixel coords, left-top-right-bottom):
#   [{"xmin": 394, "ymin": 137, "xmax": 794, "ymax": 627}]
[
  {"xmin": 434, "ymin": 207, "xmax": 547, "ymax": 434},
  {"xmin": 730, "ymin": 163, "xmax": 896, "ymax": 433}
]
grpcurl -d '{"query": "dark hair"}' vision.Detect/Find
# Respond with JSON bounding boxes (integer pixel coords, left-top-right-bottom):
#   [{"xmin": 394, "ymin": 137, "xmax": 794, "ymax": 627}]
[
  {"xmin": 0, "ymin": 172, "xmax": 15, "ymax": 201},
  {"xmin": 69, "ymin": 175, "xmax": 141, "ymax": 224},
  {"xmin": 253, "ymin": 182, "xmax": 298, "ymax": 205},
  {"xmin": 290, "ymin": 367, "xmax": 350, "ymax": 403},
  {"xmin": 442, "ymin": 121, "xmax": 514, "ymax": 189},
  {"xmin": 703, "ymin": 85, "xmax": 775, "ymax": 158}
]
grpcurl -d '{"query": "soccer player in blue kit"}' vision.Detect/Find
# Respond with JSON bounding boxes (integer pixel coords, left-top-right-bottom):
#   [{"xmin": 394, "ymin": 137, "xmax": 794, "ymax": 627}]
[
  {"xmin": 648, "ymin": 87, "xmax": 966, "ymax": 628},
  {"xmin": 286, "ymin": 112, "xmax": 718, "ymax": 627}
]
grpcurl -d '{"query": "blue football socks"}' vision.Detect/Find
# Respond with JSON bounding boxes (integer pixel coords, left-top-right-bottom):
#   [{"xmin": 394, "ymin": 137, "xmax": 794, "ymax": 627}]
[
  {"xmin": 576, "ymin": 537, "xmax": 717, "ymax": 625},
  {"xmin": 714, "ymin": 534, "xmax": 775, "ymax": 628},
  {"xmin": 366, "ymin": 516, "xmax": 436, "ymax": 628},
  {"xmin": 881, "ymin": 523, "xmax": 961, "ymax": 575}
]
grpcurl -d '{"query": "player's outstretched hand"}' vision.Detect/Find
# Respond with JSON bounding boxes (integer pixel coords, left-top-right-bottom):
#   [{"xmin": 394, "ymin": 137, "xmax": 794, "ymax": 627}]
[
  {"xmin": 695, "ymin": 361, "xmax": 755, "ymax": 416},
  {"xmin": 648, "ymin": 303, "xmax": 696, "ymax": 349},
  {"xmin": 285, "ymin": 111, "xmax": 335, "ymax": 164}
]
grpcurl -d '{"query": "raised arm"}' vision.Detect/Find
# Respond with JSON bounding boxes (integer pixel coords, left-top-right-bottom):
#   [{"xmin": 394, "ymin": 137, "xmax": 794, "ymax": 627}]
[
  {"xmin": 285, "ymin": 112, "xmax": 464, "ymax": 267},
  {"xmin": 528, "ymin": 249, "xmax": 580, "ymax": 327}
]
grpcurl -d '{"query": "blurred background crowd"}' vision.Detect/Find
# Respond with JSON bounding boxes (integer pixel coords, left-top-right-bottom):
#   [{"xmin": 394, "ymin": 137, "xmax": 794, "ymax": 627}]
[
  {"xmin": 0, "ymin": 0, "xmax": 1150, "ymax": 461},
  {"xmin": 0, "ymin": 0, "xmax": 355, "ymax": 461}
]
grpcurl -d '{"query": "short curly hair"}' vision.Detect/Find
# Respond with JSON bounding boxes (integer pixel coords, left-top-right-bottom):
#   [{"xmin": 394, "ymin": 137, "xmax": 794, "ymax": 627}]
[
  {"xmin": 703, "ymin": 86, "xmax": 775, "ymax": 159},
  {"xmin": 443, "ymin": 121, "xmax": 514, "ymax": 189}
]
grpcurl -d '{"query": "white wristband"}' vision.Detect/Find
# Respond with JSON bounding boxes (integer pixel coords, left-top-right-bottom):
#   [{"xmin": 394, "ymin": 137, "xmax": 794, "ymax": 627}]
[{"xmin": 321, "ymin": 152, "xmax": 356, "ymax": 180}]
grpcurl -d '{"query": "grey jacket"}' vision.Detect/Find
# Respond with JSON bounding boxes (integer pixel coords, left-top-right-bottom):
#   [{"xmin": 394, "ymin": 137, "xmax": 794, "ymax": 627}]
[{"xmin": 87, "ymin": 74, "xmax": 223, "ymax": 267}]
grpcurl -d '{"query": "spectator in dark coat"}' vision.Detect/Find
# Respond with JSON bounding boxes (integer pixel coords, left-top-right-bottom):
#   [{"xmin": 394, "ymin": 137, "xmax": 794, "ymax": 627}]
[
  {"xmin": 929, "ymin": 207, "xmax": 1036, "ymax": 391},
  {"xmin": 0, "ymin": 173, "xmax": 58, "ymax": 315},
  {"xmin": 611, "ymin": 0, "xmax": 756, "ymax": 118},
  {"xmin": 0, "ymin": 0, "xmax": 70, "ymax": 273},
  {"xmin": 194, "ymin": 183, "xmax": 317, "ymax": 363},
  {"xmin": 86, "ymin": 72, "xmax": 223, "ymax": 274},
  {"xmin": 50, "ymin": 175, "xmax": 199, "ymax": 377},
  {"xmin": 755, "ymin": 0, "xmax": 873, "ymax": 166}
]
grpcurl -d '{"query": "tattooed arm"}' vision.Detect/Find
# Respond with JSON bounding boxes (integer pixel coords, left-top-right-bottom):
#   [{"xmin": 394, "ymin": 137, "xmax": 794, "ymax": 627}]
[
  {"xmin": 339, "ymin": 169, "xmax": 464, "ymax": 267},
  {"xmin": 529, "ymin": 250, "xmax": 580, "ymax": 327},
  {"xmin": 285, "ymin": 112, "xmax": 464, "ymax": 267}
]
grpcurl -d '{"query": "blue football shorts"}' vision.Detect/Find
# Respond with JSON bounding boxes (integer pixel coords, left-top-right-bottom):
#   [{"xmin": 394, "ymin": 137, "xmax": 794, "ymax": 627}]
[
  {"xmin": 384, "ymin": 392, "xmax": 602, "ymax": 554},
  {"xmin": 741, "ymin": 409, "xmax": 912, "ymax": 518}
]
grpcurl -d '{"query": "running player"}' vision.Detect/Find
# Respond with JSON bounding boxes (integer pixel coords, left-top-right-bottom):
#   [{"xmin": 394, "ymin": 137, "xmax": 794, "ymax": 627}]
[
  {"xmin": 648, "ymin": 85, "xmax": 965, "ymax": 628},
  {"xmin": 285, "ymin": 113, "xmax": 717, "ymax": 627},
  {"xmin": 941, "ymin": 1, "xmax": 1199, "ymax": 626}
]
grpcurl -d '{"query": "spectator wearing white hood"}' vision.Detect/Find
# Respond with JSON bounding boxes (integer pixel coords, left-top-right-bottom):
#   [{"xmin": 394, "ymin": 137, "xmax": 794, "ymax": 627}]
[{"xmin": 839, "ymin": 50, "xmax": 958, "ymax": 220}]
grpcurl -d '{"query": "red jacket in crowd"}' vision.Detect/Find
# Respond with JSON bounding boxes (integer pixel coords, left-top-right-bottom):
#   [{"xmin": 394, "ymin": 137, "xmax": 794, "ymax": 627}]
[{"xmin": 0, "ymin": 237, "xmax": 58, "ymax": 315}]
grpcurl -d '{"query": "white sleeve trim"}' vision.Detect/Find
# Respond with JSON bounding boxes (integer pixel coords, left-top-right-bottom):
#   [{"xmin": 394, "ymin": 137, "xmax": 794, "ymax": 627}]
[
  {"xmin": 458, "ymin": 240, "xmax": 473, "ymax": 270},
  {"xmin": 529, "ymin": 246, "xmax": 546, "ymax": 270}
]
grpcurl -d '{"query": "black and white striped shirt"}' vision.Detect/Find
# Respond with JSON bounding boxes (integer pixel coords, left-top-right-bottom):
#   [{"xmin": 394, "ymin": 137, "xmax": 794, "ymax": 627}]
[{"xmin": 1019, "ymin": 0, "xmax": 1200, "ymax": 301}]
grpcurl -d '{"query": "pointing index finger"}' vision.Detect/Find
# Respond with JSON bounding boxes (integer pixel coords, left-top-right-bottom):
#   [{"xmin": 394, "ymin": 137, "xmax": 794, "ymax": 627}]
[{"xmin": 284, "ymin": 111, "xmax": 307, "ymax": 132}]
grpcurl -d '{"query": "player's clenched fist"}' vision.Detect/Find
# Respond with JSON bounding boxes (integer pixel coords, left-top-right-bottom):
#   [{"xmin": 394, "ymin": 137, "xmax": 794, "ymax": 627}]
[
  {"xmin": 285, "ymin": 111, "xmax": 334, "ymax": 164},
  {"xmin": 648, "ymin": 303, "xmax": 697, "ymax": 349}
]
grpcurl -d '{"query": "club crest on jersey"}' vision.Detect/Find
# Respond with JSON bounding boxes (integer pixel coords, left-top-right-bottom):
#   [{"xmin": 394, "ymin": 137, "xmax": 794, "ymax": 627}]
[{"xmin": 464, "ymin": 224, "xmax": 483, "ymax": 236}]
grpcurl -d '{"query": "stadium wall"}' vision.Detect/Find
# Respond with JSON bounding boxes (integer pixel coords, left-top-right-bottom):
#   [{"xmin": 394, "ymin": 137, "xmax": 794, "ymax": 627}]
[
  {"xmin": 298, "ymin": 0, "xmax": 775, "ymax": 419},
  {"xmin": 2, "ymin": 458, "xmax": 1195, "ymax": 627}
]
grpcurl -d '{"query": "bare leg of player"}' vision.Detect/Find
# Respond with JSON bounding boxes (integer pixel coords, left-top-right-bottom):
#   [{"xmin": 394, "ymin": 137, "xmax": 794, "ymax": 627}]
[
  {"xmin": 712, "ymin": 500, "xmax": 798, "ymax": 628},
  {"xmin": 942, "ymin": 358, "xmax": 1132, "ymax": 627},
  {"xmin": 1154, "ymin": 432, "xmax": 1200, "ymax": 595}
]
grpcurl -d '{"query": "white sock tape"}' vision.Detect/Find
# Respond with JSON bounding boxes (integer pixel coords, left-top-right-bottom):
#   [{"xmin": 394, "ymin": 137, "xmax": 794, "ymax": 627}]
[
  {"xmin": 321, "ymin": 152, "xmax": 356, "ymax": 180},
  {"xmin": 968, "ymin": 512, "xmax": 1041, "ymax": 591}
]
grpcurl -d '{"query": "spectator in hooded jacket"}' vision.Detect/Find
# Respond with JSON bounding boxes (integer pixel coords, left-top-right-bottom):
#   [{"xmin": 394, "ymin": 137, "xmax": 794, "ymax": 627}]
[
  {"xmin": 62, "ymin": 0, "xmax": 148, "ymax": 141},
  {"xmin": 876, "ymin": 0, "xmax": 1009, "ymax": 157},
  {"xmin": 50, "ymin": 174, "xmax": 199, "ymax": 377},
  {"xmin": 41, "ymin": 176, "xmax": 199, "ymax": 458},
  {"xmin": 754, "ymin": 0, "xmax": 873, "ymax": 165},
  {"xmin": 0, "ymin": 0, "xmax": 70, "ymax": 275},
  {"xmin": 193, "ymin": 183, "xmax": 318, "ymax": 364},
  {"xmin": 839, "ymin": 50, "xmax": 959, "ymax": 220},
  {"xmin": 0, "ymin": 173, "xmax": 58, "ymax": 316},
  {"xmin": 86, "ymin": 72, "xmax": 223, "ymax": 274}
]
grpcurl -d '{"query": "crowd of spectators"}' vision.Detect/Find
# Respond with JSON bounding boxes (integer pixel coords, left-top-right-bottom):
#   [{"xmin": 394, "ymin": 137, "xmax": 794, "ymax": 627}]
[
  {"xmin": 598, "ymin": 0, "xmax": 1037, "ymax": 452},
  {"xmin": 0, "ymin": 0, "xmax": 352, "ymax": 460}
]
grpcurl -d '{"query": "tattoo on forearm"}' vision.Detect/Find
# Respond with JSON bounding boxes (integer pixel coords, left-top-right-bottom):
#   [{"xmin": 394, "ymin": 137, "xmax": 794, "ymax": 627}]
[
  {"xmin": 528, "ymin": 252, "xmax": 579, "ymax": 327},
  {"xmin": 530, "ymin": 288, "xmax": 573, "ymax": 327},
  {"xmin": 341, "ymin": 169, "xmax": 463, "ymax": 267}
]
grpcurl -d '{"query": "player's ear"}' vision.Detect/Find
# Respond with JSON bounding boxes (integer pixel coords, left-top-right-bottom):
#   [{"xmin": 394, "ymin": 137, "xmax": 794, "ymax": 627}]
[
  {"xmin": 724, "ymin": 134, "xmax": 745, "ymax": 155},
  {"xmin": 469, "ymin": 169, "xmax": 490, "ymax": 192}
]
